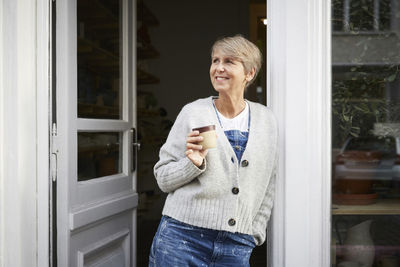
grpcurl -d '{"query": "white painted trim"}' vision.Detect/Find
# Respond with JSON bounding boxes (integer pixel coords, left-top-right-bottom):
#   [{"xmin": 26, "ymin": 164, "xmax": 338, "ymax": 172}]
[
  {"xmin": 77, "ymin": 229, "xmax": 130, "ymax": 267},
  {"xmin": 37, "ymin": 1, "xmax": 51, "ymax": 267},
  {"xmin": 268, "ymin": 0, "xmax": 286, "ymax": 265},
  {"xmin": 56, "ymin": 0, "xmax": 76, "ymax": 265},
  {"xmin": 0, "ymin": 0, "xmax": 4, "ymax": 266},
  {"xmin": 268, "ymin": 0, "xmax": 331, "ymax": 266},
  {"xmin": 77, "ymin": 119, "xmax": 130, "ymax": 131},
  {"xmin": 69, "ymin": 192, "xmax": 138, "ymax": 231},
  {"xmin": 2, "ymin": 1, "xmax": 38, "ymax": 266},
  {"xmin": 265, "ymin": 4, "xmax": 271, "ymax": 109},
  {"xmin": 306, "ymin": 0, "xmax": 332, "ymax": 266}
]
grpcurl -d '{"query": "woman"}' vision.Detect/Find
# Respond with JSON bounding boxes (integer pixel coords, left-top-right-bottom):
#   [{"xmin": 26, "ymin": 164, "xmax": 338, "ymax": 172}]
[{"xmin": 149, "ymin": 35, "xmax": 278, "ymax": 267}]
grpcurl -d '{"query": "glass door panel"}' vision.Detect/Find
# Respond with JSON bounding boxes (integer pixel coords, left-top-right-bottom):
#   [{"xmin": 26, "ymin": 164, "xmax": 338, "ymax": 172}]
[
  {"xmin": 331, "ymin": 0, "xmax": 400, "ymax": 266},
  {"xmin": 77, "ymin": 0, "xmax": 122, "ymax": 119},
  {"xmin": 78, "ymin": 132, "xmax": 123, "ymax": 181}
]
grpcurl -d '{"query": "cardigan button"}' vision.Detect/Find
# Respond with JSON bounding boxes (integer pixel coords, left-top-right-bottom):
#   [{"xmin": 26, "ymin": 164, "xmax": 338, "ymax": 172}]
[
  {"xmin": 232, "ymin": 187, "xmax": 239, "ymax": 195},
  {"xmin": 241, "ymin": 160, "xmax": 249, "ymax": 167},
  {"xmin": 228, "ymin": 218, "xmax": 236, "ymax": 226}
]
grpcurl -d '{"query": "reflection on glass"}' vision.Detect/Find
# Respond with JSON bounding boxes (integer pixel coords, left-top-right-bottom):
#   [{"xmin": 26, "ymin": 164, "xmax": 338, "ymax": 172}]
[
  {"xmin": 78, "ymin": 132, "xmax": 122, "ymax": 181},
  {"xmin": 77, "ymin": 0, "xmax": 122, "ymax": 119},
  {"xmin": 332, "ymin": 0, "xmax": 400, "ymax": 266}
]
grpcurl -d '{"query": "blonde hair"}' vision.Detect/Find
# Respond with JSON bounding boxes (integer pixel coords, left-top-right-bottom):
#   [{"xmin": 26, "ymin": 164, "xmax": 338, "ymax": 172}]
[{"xmin": 211, "ymin": 35, "xmax": 262, "ymax": 87}]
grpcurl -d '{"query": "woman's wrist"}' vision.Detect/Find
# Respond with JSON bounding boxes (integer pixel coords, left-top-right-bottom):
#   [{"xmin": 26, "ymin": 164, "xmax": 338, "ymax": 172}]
[{"xmin": 197, "ymin": 158, "xmax": 206, "ymax": 170}]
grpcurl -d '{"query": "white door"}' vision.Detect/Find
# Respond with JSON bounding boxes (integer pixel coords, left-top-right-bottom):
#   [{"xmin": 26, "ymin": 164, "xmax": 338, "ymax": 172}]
[{"xmin": 55, "ymin": 0, "xmax": 138, "ymax": 266}]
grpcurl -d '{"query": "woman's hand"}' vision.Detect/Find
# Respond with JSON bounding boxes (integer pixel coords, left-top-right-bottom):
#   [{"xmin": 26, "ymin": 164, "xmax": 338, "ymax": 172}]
[{"xmin": 185, "ymin": 131, "xmax": 208, "ymax": 167}]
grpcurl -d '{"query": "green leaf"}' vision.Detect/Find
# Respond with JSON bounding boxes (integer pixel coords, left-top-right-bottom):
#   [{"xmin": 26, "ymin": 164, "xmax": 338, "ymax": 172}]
[
  {"xmin": 387, "ymin": 74, "xmax": 397, "ymax": 82},
  {"xmin": 353, "ymin": 105, "xmax": 363, "ymax": 112},
  {"xmin": 350, "ymin": 132, "xmax": 359, "ymax": 137}
]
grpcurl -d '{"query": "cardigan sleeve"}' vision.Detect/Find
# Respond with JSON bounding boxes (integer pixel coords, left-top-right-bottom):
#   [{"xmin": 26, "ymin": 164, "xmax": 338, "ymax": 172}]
[{"xmin": 153, "ymin": 105, "xmax": 206, "ymax": 193}]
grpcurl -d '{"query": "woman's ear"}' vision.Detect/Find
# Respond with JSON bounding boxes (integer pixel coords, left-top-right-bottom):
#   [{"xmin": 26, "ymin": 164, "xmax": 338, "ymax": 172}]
[{"xmin": 246, "ymin": 67, "xmax": 256, "ymax": 82}]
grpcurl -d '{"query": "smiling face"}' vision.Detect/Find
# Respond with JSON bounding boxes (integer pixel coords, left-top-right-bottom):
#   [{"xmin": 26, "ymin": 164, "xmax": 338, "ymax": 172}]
[{"xmin": 210, "ymin": 49, "xmax": 254, "ymax": 95}]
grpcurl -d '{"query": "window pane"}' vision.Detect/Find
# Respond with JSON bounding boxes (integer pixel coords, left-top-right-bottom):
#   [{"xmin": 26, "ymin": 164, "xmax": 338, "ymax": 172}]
[
  {"xmin": 78, "ymin": 132, "xmax": 122, "ymax": 181},
  {"xmin": 77, "ymin": 0, "xmax": 122, "ymax": 119},
  {"xmin": 332, "ymin": 1, "xmax": 400, "ymax": 266}
]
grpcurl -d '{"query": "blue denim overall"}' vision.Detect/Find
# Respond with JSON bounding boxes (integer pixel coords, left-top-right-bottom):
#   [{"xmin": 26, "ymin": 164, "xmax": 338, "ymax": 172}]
[{"xmin": 213, "ymin": 100, "xmax": 250, "ymax": 163}]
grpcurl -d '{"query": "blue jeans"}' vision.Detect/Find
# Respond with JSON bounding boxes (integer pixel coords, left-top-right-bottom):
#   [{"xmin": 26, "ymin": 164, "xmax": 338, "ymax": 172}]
[{"xmin": 149, "ymin": 216, "xmax": 256, "ymax": 267}]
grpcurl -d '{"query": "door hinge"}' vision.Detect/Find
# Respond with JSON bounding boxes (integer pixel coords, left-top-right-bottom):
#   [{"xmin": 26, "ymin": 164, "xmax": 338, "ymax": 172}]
[{"xmin": 51, "ymin": 123, "xmax": 58, "ymax": 182}]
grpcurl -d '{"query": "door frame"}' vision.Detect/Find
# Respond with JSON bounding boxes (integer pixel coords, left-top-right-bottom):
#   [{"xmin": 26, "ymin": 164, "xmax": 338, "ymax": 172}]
[
  {"xmin": 267, "ymin": 0, "xmax": 332, "ymax": 266},
  {"xmin": 36, "ymin": 0, "xmax": 333, "ymax": 266},
  {"xmin": 37, "ymin": 0, "xmax": 51, "ymax": 266}
]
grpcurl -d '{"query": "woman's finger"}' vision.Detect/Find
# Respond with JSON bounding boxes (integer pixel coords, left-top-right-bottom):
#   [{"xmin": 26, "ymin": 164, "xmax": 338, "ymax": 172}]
[
  {"xmin": 187, "ymin": 136, "xmax": 203, "ymax": 144},
  {"xmin": 185, "ymin": 149, "xmax": 204, "ymax": 167},
  {"xmin": 187, "ymin": 130, "xmax": 200, "ymax": 137},
  {"xmin": 187, "ymin": 143, "xmax": 202, "ymax": 151}
]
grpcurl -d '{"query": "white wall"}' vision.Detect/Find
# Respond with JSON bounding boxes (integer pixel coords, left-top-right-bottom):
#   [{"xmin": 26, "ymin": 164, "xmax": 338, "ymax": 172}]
[
  {"xmin": 0, "ymin": 1, "xmax": 38, "ymax": 266},
  {"xmin": 142, "ymin": 0, "xmax": 249, "ymax": 121},
  {"xmin": 268, "ymin": 0, "xmax": 331, "ymax": 266},
  {"xmin": 0, "ymin": 0, "xmax": 3, "ymax": 263}
]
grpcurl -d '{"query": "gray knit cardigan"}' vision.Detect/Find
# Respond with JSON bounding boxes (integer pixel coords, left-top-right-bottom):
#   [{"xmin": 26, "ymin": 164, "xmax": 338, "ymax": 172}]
[{"xmin": 154, "ymin": 96, "xmax": 278, "ymax": 246}]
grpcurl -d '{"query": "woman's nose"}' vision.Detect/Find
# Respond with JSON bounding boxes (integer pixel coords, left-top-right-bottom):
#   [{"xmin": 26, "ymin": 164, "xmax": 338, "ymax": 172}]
[{"xmin": 216, "ymin": 63, "xmax": 225, "ymax": 72}]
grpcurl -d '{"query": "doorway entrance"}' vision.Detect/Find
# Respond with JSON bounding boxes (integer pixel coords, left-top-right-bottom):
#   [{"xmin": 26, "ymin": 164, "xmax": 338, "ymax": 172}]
[
  {"xmin": 53, "ymin": 0, "xmax": 267, "ymax": 266},
  {"xmin": 136, "ymin": 0, "xmax": 267, "ymax": 266}
]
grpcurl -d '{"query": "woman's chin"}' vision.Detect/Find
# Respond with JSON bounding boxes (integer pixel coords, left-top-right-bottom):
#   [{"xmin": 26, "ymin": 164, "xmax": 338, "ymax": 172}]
[{"xmin": 213, "ymin": 86, "xmax": 229, "ymax": 94}]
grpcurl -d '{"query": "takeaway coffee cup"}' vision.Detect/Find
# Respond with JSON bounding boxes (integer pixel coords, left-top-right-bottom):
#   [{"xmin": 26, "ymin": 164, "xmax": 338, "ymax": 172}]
[{"xmin": 192, "ymin": 125, "xmax": 217, "ymax": 150}]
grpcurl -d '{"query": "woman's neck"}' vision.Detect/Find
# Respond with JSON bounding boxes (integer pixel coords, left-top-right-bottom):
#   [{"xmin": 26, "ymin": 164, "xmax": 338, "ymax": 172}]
[{"xmin": 215, "ymin": 93, "xmax": 246, "ymax": 119}]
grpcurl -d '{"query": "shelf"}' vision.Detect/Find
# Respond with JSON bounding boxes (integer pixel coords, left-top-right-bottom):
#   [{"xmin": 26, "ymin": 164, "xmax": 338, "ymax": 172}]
[
  {"xmin": 78, "ymin": 37, "xmax": 120, "ymax": 75},
  {"xmin": 78, "ymin": 37, "xmax": 119, "ymax": 61},
  {"xmin": 138, "ymin": 45, "xmax": 160, "ymax": 59},
  {"xmin": 78, "ymin": 144, "xmax": 119, "ymax": 154},
  {"xmin": 137, "ymin": 68, "xmax": 160, "ymax": 85},
  {"xmin": 77, "ymin": 0, "xmax": 120, "ymax": 45},
  {"xmin": 332, "ymin": 198, "xmax": 400, "ymax": 215},
  {"xmin": 78, "ymin": 102, "xmax": 119, "ymax": 119}
]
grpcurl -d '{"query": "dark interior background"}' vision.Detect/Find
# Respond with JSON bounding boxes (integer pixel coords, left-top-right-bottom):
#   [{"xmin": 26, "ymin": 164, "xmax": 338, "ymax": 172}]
[{"xmin": 137, "ymin": 0, "xmax": 267, "ymax": 265}]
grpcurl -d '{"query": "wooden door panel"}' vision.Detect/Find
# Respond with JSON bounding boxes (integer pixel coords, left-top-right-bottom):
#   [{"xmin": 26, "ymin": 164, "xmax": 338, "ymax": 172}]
[
  {"xmin": 56, "ymin": 0, "xmax": 137, "ymax": 266},
  {"xmin": 72, "ymin": 214, "xmax": 133, "ymax": 267},
  {"xmin": 70, "ymin": 191, "xmax": 138, "ymax": 230}
]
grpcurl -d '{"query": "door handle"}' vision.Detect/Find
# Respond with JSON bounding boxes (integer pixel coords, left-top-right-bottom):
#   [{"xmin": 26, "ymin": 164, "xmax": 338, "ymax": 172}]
[
  {"xmin": 131, "ymin": 128, "xmax": 140, "ymax": 172},
  {"xmin": 133, "ymin": 142, "xmax": 141, "ymax": 150}
]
